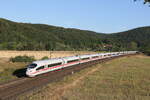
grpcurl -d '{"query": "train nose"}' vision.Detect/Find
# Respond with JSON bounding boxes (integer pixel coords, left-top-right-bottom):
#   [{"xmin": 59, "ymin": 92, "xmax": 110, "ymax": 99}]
[
  {"xmin": 26, "ymin": 70, "xmax": 31, "ymax": 76},
  {"xmin": 26, "ymin": 68, "xmax": 31, "ymax": 74},
  {"xmin": 26, "ymin": 69, "xmax": 35, "ymax": 77}
]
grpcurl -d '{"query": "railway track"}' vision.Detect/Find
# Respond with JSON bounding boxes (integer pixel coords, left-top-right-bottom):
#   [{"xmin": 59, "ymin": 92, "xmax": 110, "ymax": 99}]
[{"xmin": 0, "ymin": 54, "xmax": 135, "ymax": 100}]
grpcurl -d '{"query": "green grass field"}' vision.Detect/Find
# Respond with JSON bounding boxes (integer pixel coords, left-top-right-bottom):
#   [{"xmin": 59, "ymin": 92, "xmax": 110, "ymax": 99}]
[{"xmin": 19, "ymin": 54, "xmax": 150, "ymax": 100}]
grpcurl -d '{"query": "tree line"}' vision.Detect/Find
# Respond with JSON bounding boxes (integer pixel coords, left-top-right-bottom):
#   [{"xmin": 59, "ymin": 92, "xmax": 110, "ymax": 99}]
[{"xmin": 0, "ymin": 18, "xmax": 150, "ymax": 55}]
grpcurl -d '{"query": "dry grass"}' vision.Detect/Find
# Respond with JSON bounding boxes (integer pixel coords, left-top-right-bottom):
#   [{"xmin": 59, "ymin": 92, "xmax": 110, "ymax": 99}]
[
  {"xmin": 18, "ymin": 55, "xmax": 150, "ymax": 100},
  {"xmin": 0, "ymin": 51, "xmax": 95, "ymax": 59},
  {"xmin": 0, "ymin": 61, "xmax": 26, "ymax": 83}
]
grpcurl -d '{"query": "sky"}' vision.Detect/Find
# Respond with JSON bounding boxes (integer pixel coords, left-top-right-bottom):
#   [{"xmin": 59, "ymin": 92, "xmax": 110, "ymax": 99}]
[{"xmin": 0, "ymin": 0, "xmax": 149, "ymax": 33}]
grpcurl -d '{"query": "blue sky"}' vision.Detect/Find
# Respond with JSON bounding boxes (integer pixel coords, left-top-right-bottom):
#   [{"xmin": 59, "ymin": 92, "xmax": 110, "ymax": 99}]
[{"xmin": 0, "ymin": 0, "xmax": 149, "ymax": 33}]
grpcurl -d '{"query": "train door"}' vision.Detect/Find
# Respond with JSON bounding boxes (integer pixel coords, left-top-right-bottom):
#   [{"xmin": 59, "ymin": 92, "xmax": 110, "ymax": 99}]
[
  {"xmin": 62, "ymin": 58, "xmax": 67, "ymax": 68},
  {"xmin": 78, "ymin": 56, "xmax": 81, "ymax": 64},
  {"xmin": 36, "ymin": 65, "xmax": 45, "ymax": 75}
]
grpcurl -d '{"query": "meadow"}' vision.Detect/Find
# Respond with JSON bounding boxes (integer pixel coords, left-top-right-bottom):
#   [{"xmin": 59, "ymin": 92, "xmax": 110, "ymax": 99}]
[{"xmin": 19, "ymin": 54, "xmax": 150, "ymax": 100}]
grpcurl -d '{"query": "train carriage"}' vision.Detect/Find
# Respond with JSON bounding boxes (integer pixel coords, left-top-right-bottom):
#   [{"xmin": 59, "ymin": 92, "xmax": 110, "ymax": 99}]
[
  {"xmin": 26, "ymin": 58, "xmax": 64, "ymax": 77},
  {"xmin": 62, "ymin": 56, "xmax": 80, "ymax": 68},
  {"xmin": 80, "ymin": 54, "xmax": 91, "ymax": 64},
  {"xmin": 26, "ymin": 51, "xmax": 137, "ymax": 77}
]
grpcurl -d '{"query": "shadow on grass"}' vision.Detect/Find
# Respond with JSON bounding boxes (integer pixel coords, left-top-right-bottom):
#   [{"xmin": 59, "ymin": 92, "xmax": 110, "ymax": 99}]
[{"xmin": 13, "ymin": 68, "xmax": 27, "ymax": 78}]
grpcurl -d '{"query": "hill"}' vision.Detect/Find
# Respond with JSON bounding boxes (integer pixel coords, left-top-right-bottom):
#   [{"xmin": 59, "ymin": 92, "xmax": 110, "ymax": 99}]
[
  {"xmin": 106, "ymin": 27, "xmax": 150, "ymax": 51},
  {"xmin": 0, "ymin": 18, "xmax": 106, "ymax": 51},
  {"xmin": 0, "ymin": 18, "xmax": 150, "ymax": 51}
]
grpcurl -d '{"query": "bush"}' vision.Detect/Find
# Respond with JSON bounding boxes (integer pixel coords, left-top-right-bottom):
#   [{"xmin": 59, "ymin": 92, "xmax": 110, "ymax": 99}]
[
  {"xmin": 140, "ymin": 46, "xmax": 150, "ymax": 56},
  {"xmin": 41, "ymin": 56, "xmax": 49, "ymax": 60},
  {"xmin": 10, "ymin": 55, "xmax": 35, "ymax": 63},
  {"xmin": 143, "ymin": 49, "xmax": 150, "ymax": 56}
]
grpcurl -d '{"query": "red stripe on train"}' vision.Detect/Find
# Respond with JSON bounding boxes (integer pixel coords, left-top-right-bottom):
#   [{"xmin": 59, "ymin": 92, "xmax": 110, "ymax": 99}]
[{"xmin": 30, "ymin": 57, "xmax": 100, "ymax": 74}]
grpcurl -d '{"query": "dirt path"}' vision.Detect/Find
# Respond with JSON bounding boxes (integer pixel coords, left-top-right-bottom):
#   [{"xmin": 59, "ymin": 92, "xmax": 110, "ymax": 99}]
[{"xmin": 50, "ymin": 65, "xmax": 101, "ymax": 100}]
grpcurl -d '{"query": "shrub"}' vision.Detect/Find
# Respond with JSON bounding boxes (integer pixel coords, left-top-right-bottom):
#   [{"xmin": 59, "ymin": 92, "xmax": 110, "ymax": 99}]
[
  {"xmin": 140, "ymin": 46, "xmax": 150, "ymax": 56},
  {"xmin": 41, "ymin": 56, "xmax": 49, "ymax": 60},
  {"xmin": 10, "ymin": 55, "xmax": 35, "ymax": 63},
  {"xmin": 143, "ymin": 49, "xmax": 150, "ymax": 56}
]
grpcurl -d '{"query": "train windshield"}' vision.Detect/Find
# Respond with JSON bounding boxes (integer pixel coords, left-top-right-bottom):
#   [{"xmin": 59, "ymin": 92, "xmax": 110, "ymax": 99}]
[{"xmin": 28, "ymin": 63, "xmax": 37, "ymax": 68}]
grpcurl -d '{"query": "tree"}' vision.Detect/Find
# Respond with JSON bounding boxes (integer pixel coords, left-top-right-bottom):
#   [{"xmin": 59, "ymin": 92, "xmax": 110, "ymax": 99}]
[
  {"xmin": 128, "ymin": 42, "xmax": 138, "ymax": 50},
  {"xmin": 144, "ymin": 0, "xmax": 150, "ymax": 4},
  {"xmin": 134, "ymin": 0, "xmax": 150, "ymax": 5}
]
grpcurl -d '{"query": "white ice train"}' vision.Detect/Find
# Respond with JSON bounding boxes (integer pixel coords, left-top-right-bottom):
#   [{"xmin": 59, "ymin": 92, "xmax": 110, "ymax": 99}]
[{"xmin": 26, "ymin": 51, "xmax": 137, "ymax": 77}]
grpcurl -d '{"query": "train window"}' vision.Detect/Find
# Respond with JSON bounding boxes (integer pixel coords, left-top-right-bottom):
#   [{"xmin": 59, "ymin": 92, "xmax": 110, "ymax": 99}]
[
  {"xmin": 36, "ymin": 66, "xmax": 44, "ymax": 70},
  {"xmin": 92, "ymin": 56, "xmax": 99, "ymax": 58},
  {"xmin": 48, "ymin": 62, "xmax": 62, "ymax": 68},
  {"xmin": 81, "ymin": 57, "xmax": 89, "ymax": 60},
  {"xmin": 68, "ymin": 59, "xmax": 79, "ymax": 63},
  {"xmin": 28, "ymin": 63, "xmax": 37, "ymax": 68}
]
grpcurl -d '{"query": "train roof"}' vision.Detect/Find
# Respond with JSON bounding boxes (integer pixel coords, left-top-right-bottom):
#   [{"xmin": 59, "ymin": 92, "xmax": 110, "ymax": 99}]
[
  {"xmin": 80, "ymin": 54, "xmax": 91, "ymax": 58},
  {"xmin": 32, "ymin": 58, "xmax": 63, "ymax": 66},
  {"xmin": 62, "ymin": 55, "xmax": 80, "ymax": 61},
  {"xmin": 28, "ymin": 51, "xmax": 138, "ymax": 67}
]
